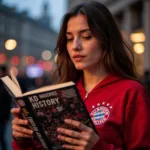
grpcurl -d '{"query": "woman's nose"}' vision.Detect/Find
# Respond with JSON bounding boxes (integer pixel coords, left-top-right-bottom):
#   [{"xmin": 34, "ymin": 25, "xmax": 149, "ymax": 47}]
[{"xmin": 72, "ymin": 39, "xmax": 82, "ymax": 51}]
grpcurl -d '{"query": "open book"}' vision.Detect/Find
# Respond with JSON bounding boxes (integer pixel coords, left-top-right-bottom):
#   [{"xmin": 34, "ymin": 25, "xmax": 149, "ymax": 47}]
[{"xmin": 1, "ymin": 71, "xmax": 97, "ymax": 150}]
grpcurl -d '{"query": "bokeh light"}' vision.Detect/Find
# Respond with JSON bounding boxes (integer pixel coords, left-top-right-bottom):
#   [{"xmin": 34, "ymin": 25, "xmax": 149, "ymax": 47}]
[
  {"xmin": 27, "ymin": 56, "xmax": 35, "ymax": 65},
  {"xmin": 36, "ymin": 60, "xmax": 44, "ymax": 68},
  {"xmin": 5, "ymin": 39, "xmax": 17, "ymax": 50},
  {"xmin": 0, "ymin": 53, "xmax": 7, "ymax": 64},
  {"xmin": 26, "ymin": 65, "xmax": 44, "ymax": 78},
  {"xmin": 130, "ymin": 32, "xmax": 145, "ymax": 43},
  {"xmin": 43, "ymin": 61, "xmax": 53, "ymax": 71},
  {"xmin": 11, "ymin": 56, "xmax": 20, "ymax": 66},
  {"xmin": 133, "ymin": 43, "xmax": 145, "ymax": 54},
  {"xmin": 21, "ymin": 56, "xmax": 35, "ymax": 66},
  {"xmin": 42, "ymin": 50, "xmax": 52, "ymax": 60}
]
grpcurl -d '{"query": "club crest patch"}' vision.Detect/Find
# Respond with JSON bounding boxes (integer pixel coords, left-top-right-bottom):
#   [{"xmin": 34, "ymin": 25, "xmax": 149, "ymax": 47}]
[
  {"xmin": 90, "ymin": 102, "xmax": 112, "ymax": 125},
  {"xmin": 18, "ymin": 99, "xmax": 25, "ymax": 107}
]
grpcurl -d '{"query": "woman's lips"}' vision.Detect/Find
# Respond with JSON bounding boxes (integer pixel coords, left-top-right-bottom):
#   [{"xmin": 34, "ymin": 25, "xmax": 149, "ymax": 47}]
[{"xmin": 73, "ymin": 55, "xmax": 85, "ymax": 61}]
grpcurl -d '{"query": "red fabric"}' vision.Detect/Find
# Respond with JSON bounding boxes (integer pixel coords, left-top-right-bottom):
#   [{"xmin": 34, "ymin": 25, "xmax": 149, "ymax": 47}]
[
  {"xmin": 12, "ymin": 138, "xmax": 43, "ymax": 150},
  {"xmin": 12, "ymin": 74, "xmax": 150, "ymax": 150},
  {"xmin": 76, "ymin": 74, "xmax": 150, "ymax": 150}
]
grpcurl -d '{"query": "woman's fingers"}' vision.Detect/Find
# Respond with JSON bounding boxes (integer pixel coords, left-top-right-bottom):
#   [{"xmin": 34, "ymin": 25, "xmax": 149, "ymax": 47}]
[
  {"xmin": 12, "ymin": 119, "xmax": 33, "ymax": 139},
  {"xmin": 57, "ymin": 127, "xmax": 91, "ymax": 141},
  {"xmin": 64, "ymin": 119, "xmax": 93, "ymax": 133},
  {"xmin": 57, "ymin": 119, "xmax": 99, "ymax": 150},
  {"xmin": 13, "ymin": 130, "xmax": 33, "ymax": 138},
  {"xmin": 11, "ymin": 108, "xmax": 34, "ymax": 140},
  {"xmin": 12, "ymin": 118, "xmax": 28, "ymax": 126},
  {"xmin": 58, "ymin": 134, "xmax": 87, "ymax": 147},
  {"xmin": 57, "ymin": 119, "xmax": 95, "ymax": 141},
  {"xmin": 11, "ymin": 108, "xmax": 20, "ymax": 118},
  {"xmin": 57, "ymin": 128, "xmax": 82, "ymax": 138},
  {"xmin": 12, "ymin": 124, "xmax": 33, "ymax": 135}
]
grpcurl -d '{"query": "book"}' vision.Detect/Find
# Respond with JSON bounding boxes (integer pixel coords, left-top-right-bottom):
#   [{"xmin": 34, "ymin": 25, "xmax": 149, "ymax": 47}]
[{"xmin": 1, "ymin": 71, "xmax": 97, "ymax": 150}]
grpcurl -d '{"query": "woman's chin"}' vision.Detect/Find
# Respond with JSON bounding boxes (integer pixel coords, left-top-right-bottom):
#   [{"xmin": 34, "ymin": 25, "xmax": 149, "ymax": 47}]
[{"xmin": 75, "ymin": 65, "xmax": 85, "ymax": 70}]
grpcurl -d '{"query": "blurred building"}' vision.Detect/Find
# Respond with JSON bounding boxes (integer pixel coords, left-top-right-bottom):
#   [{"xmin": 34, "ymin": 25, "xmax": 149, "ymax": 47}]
[
  {"xmin": 68, "ymin": 0, "xmax": 150, "ymax": 76},
  {"xmin": 0, "ymin": 1, "xmax": 57, "ymax": 69}
]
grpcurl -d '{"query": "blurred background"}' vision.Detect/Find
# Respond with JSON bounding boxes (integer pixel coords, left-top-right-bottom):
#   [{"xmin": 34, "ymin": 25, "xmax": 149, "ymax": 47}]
[{"xmin": 0, "ymin": 0, "xmax": 150, "ymax": 149}]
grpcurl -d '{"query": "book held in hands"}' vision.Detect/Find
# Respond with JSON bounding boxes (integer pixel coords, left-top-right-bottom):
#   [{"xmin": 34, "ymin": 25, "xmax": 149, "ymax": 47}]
[{"xmin": 1, "ymin": 72, "xmax": 97, "ymax": 150}]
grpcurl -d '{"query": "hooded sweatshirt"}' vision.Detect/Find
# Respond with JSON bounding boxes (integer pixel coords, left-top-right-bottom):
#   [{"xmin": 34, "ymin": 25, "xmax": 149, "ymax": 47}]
[{"xmin": 12, "ymin": 74, "xmax": 150, "ymax": 150}]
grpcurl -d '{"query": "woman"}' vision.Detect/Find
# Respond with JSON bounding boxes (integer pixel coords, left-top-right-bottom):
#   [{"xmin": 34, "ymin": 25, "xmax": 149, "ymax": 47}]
[{"xmin": 11, "ymin": 1, "xmax": 150, "ymax": 150}]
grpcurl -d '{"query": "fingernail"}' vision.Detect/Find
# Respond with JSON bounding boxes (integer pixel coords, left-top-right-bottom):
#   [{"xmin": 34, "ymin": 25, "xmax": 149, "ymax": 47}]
[{"xmin": 64, "ymin": 119, "xmax": 69, "ymax": 122}]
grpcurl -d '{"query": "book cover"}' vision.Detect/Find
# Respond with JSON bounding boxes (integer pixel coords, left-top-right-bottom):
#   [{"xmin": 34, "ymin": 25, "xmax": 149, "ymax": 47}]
[{"xmin": 1, "ymin": 74, "xmax": 97, "ymax": 150}]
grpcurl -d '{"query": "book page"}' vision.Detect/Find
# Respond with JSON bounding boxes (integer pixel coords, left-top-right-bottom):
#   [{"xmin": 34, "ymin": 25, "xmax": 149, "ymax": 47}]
[
  {"xmin": 1, "ymin": 76, "xmax": 22, "ymax": 97},
  {"xmin": 23, "ymin": 81, "xmax": 75, "ymax": 96},
  {"xmin": 10, "ymin": 70, "xmax": 22, "ymax": 92}
]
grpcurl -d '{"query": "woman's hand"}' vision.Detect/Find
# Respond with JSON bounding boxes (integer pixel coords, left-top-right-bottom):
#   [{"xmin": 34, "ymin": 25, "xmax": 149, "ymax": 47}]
[
  {"xmin": 11, "ymin": 108, "xmax": 33, "ymax": 140},
  {"xmin": 57, "ymin": 119, "xmax": 99, "ymax": 150}
]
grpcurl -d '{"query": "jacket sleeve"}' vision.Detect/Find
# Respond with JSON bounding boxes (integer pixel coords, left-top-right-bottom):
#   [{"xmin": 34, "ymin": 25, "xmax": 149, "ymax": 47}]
[
  {"xmin": 92, "ymin": 85, "xmax": 150, "ymax": 150},
  {"xmin": 12, "ymin": 139, "xmax": 43, "ymax": 150}
]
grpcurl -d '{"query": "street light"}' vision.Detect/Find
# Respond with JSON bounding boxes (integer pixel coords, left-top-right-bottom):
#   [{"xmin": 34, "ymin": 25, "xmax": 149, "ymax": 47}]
[
  {"xmin": 5, "ymin": 39, "xmax": 17, "ymax": 50},
  {"xmin": 130, "ymin": 32, "xmax": 145, "ymax": 43},
  {"xmin": 133, "ymin": 43, "xmax": 145, "ymax": 54}
]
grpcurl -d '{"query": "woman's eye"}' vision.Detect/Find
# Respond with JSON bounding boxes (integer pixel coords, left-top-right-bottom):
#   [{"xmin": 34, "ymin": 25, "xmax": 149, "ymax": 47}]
[
  {"xmin": 67, "ymin": 38, "xmax": 73, "ymax": 42},
  {"xmin": 82, "ymin": 36, "xmax": 92, "ymax": 40}
]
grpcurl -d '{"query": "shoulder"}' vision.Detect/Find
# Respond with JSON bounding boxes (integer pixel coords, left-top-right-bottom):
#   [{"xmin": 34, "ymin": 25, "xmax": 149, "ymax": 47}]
[
  {"xmin": 116, "ymin": 79, "xmax": 149, "ymax": 101},
  {"xmin": 120, "ymin": 79, "xmax": 150, "ymax": 105},
  {"xmin": 118, "ymin": 79, "xmax": 145, "ymax": 92}
]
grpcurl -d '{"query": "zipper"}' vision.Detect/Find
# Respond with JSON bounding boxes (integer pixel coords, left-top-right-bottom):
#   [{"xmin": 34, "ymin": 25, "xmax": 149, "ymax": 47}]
[{"xmin": 84, "ymin": 92, "xmax": 89, "ymax": 99}]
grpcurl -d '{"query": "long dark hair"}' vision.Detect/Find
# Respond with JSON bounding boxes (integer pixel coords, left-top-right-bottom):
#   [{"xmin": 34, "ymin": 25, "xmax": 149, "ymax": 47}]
[{"xmin": 54, "ymin": 1, "xmax": 139, "ymax": 83}]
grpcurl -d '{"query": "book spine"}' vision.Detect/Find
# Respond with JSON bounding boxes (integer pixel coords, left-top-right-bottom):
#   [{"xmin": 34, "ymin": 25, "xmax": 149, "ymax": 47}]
[{"xmin": 16, "ymin": 97, "xmax": 52, "ymax": 150}]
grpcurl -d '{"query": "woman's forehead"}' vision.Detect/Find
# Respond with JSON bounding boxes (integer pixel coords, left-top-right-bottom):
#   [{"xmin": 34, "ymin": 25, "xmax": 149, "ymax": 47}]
[{"xmin": 66, "ymin": 14, "xmax": 89, "ymax": 33}]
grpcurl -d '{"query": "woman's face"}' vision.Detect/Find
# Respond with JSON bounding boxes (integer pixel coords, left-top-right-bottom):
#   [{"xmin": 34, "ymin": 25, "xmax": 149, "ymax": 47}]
[{"xmin": 66, "ymin": 14, "xmax": 104, "ymax": 71}]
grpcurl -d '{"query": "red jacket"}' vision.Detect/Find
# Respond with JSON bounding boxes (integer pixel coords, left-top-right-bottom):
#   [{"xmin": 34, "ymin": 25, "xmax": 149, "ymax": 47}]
[{"xmin": 12, "ymin": 74, "xmax": 150, "ymax": 150}]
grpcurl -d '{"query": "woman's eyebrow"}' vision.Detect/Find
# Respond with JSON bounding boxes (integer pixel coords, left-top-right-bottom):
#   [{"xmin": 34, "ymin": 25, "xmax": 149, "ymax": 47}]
[{"xmin": 66, "ymin": 29, "xmax": 90, "ymax": 35}]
